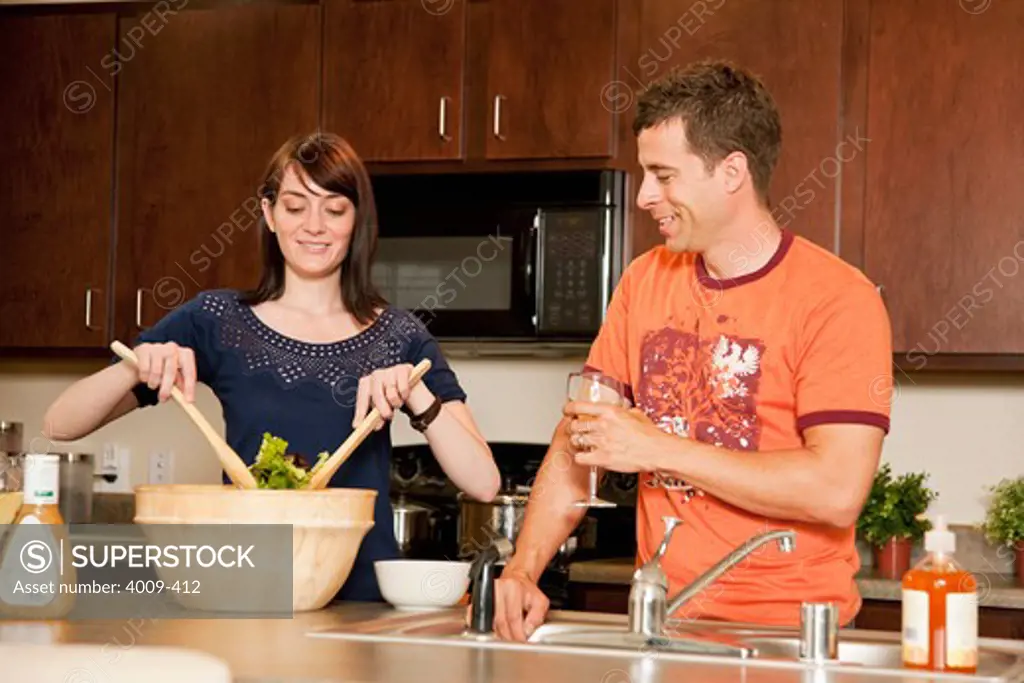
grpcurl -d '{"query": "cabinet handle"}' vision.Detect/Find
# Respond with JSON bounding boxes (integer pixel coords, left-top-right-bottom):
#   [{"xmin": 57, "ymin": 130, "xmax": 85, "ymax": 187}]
[
  {"xmin": 84, "ymin": 288, "xmax": 100, "ymax": 331},
  {"xmin": 438, "ymin": 96, "xmax": 452, "ymax": 141},
  {"xmin": 493, "ymin": 95, "xmax": 507, "ymax": 141},
  {"xmin": 135, "ymin": 288, "xmax": 146, "ymax": 330}
]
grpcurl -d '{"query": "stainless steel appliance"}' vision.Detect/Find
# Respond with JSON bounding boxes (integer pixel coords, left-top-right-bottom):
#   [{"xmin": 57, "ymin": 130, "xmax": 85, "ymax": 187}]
[
  {"xmin": 391, "ymin": 495, "xmax": 435, "ymax": 558},
  {"xmin": 370, "ymin": 170, "xmax": 629, "ymax": 349},
  {"xmin": 389, "ymin": 441, "xmax": 635, "ymax": 609},
  {"xmin": 456, "ymin": 489, "xmax": 589, "ymax": 567},
  {"xmin": 0, "ymin": 421, "xmax": 23, "ymax": 453},
  {"xmin": 6, "ymin": 452, "xmax": 97, "ymax": 523},
  {"xmin": 57, "ymin": 452, "xmax": 96, "ymax": 524},
  {"xmin": 0, "ymin": 422, "xmax": 24, "ymax": 493}
]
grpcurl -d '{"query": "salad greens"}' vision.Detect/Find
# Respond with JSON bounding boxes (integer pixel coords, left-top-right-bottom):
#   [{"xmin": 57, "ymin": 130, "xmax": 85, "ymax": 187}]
[{"xmin": 248, "ymin": 432, "xmax": 329, "ymax": 489}]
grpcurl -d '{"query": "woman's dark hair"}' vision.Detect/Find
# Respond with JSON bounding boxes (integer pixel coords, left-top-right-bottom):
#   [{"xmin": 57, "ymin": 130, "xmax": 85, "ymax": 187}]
[{"xmin": 239, "ymin": 131, "xmax": 388, "ymax": 325}]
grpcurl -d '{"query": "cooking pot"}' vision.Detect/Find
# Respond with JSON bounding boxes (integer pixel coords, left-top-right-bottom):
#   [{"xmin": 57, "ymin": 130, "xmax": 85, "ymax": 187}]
[
  {"xmin": 457, "ymin": 490, "xmax": 589, "ymax": 566},
  {"xmin": 391, "ymin": 495, "xmax": 435, "ymax": 558}
]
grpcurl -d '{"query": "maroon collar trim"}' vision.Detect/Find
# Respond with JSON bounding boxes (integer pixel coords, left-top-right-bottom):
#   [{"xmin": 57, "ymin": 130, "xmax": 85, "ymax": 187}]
[{"xmin": 696, "ymin": 229, "xmax": 795, "ymax": 291}]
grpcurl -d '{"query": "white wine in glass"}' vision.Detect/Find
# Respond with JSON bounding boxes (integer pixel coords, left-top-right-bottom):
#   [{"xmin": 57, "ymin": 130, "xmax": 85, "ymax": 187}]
[{"xmin": 567, "ymin": 370, "xmax": 625, "ymax": 509}]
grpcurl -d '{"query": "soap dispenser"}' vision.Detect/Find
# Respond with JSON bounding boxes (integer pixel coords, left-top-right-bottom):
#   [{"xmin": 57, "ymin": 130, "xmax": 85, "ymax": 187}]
[{"xmin": 901, "ymin": 514, "xmax": 978, "ymax": 673}]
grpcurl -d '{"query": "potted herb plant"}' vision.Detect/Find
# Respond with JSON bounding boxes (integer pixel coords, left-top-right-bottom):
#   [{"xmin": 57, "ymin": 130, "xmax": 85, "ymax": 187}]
[
  {"xmin": 856, "ymin": 463, "xmax": 938, "ymax": 579},
  {"xmin": 981, "ymin": 476, "xmax": 1024, "ymax": 587}
]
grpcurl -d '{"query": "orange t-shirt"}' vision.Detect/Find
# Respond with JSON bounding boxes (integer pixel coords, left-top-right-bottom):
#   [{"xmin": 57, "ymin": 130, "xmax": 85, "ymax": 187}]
[{"xmin": 584, "ymin": 229, "xmax": 893, "ymax": 628}]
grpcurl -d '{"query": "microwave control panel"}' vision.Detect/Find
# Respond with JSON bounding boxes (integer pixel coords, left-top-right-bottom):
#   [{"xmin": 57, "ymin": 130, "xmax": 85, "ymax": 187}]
[{"xmin": 538, "ymin": 210, "xmax": 605, "ymax": 335}]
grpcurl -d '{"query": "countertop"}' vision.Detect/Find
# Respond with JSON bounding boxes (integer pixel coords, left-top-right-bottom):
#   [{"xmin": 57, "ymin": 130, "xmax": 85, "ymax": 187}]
[
  {"xmin": 568, "ymin": 556, "xmax": 1024, "ymax": 609},
  {"xmin": 4, "ymin": 602, "xmax": 1024, "ymax": 683}
]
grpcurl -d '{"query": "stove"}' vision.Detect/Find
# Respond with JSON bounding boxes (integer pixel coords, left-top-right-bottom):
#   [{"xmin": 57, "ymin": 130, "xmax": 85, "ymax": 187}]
[{"xmin": 389, "ymin": 441, "xmax": 637, "ymax": 609}]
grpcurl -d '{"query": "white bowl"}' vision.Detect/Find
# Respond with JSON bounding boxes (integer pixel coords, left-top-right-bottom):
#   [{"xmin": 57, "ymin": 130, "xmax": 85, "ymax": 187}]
[{"xmin": 374, "ymin": 559, "xmax": 471, "ymax": 610}]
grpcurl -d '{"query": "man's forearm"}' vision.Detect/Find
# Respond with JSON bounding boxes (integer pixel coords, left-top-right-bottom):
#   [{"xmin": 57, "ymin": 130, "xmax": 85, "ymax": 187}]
[
  {"xmin": 647, "ymin": 430, "xmax": 879, "ymax": 528},
  {"xmin": 506, "ymin": 420, "xmax": 591, "ymax": 582}
]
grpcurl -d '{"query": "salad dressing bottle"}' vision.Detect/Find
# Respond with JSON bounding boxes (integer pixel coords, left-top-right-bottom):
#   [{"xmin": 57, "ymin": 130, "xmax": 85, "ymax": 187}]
[
  {"xmin": 0, "ymin": 454, "xmax": 77, "ymax": 619},
  {"xmin": 901, "ymin": 514, "xmax": 978, "ymax": 673}
]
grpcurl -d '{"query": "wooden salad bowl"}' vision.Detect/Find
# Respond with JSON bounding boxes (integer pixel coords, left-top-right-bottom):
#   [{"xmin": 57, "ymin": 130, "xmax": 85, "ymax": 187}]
[{"xmin": 133, "ymin": 484, "xmax": 376, "ymax": 613}]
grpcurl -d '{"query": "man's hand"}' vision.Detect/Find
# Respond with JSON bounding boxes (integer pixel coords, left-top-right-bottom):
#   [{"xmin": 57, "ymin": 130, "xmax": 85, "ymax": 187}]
[
  {"xmin": 484, "ymin": 568, "xmax": 550, "ymax": 642},
  {"xmin": 564, "ymin": 401, "xmax": 672, "ymax": 474}
]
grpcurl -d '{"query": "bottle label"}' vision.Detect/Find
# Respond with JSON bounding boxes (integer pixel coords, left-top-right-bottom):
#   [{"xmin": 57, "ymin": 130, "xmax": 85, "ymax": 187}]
[
  {"xmin": 946, "ymin": 592, "xmax": 979, "ymax": 668},
  {"xmin": 22, "ymin": 456, "xmax": 60, "ymax": 507},
  {"xmin": 902, "ymin": 588, "xmax": 930, "ymax": 665}
]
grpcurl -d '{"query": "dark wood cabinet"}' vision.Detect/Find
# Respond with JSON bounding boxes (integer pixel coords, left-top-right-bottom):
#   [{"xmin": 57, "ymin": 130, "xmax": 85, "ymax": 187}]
[
  {"xmin": 112, "ymin": 2, "xmax": 320, "ymax": 343},
  {"xmin": 0, "ymin": 14, "xmax": 117, "ymax": 350},
  {"xmin": 4, "ymin": 0, "xmax": 1024, "ymax": 366},
  {"xmin": 323, "ymin": 0, "xmax": 467, "ymax": 162},
  {"xmin": 856, "ymin": 0, "xmax": 1024, "ymax": 358},
  {"xmin": 482, "ymin": 0, "xmax": 617, "ymax": 160}
]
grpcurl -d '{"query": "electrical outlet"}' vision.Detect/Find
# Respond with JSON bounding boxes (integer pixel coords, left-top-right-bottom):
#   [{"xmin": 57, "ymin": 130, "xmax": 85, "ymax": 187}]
[
  {"xmin": 113, "ymin": 446, "xmax": 131, "ymax": 493},
  {"xmin": 100, "ymin": 444, "xmax": 119, "ymax": 474},
  {"xmin": 148, "ymin": 451, "xmax": 174, "ymax": 485},
  {"xmin": 95, "ymin": 444, "xmax": 119, "ymax": 493},
  {"xmin": 96, "ymin": 444, "xmax": 133, "ymax": 493}
]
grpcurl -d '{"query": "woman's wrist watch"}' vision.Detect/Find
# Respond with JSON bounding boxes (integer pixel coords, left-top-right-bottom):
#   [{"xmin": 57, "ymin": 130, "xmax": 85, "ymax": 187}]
[{"xmin": 401, "ymin": 396, "xmax": 443, "ymax": 432}]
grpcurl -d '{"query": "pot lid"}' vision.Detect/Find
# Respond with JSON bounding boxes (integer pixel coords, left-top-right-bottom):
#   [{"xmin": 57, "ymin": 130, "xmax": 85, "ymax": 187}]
[
  {"xmin": 392, "ymin": 495, "xmax": 434, "ymax": 513},
  {"xmin": 457, "ymin": 491, "xmax": 530, "ymax": 505}
]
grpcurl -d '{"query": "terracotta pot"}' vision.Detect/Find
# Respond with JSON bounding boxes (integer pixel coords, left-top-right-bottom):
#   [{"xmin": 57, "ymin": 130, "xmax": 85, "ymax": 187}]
[{"xmin": 873, "ymin": 537, "xmax": 913, "ymax": 580}]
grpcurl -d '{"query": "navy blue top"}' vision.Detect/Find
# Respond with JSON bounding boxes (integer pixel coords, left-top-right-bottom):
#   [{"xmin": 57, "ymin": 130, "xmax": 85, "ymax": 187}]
[{"xmin": 125, "ymin": 289, "xmax": 467, "ymax": 603}]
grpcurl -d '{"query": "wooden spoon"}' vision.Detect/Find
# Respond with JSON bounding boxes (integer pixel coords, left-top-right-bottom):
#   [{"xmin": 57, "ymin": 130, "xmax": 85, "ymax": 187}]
[
  {"xmin": 306, "ymin": 358, "xmax": 432, "ymax": 490},
  {"xmin": 110, "ymin": 340, "xmax": 259, "ymax": 489}
]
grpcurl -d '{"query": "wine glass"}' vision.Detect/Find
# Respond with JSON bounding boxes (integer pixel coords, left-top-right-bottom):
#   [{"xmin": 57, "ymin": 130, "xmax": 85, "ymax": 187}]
[{"xmin": 567, "ymin": 370, "xmax": 625, "ymax": 509}]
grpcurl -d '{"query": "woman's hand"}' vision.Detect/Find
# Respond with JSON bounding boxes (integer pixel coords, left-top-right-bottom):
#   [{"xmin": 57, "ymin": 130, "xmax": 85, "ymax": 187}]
[
  {"xmin": 133, "ymin": 341, "xmax": 197, "ymax": 403},
  {"xmin": 353, "ymin": 363, "xmax": 433, "ymax": 430}
]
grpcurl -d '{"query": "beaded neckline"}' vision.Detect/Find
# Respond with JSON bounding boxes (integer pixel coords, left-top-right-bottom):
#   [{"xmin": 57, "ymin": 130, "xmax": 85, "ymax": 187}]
[
  {"xmin": 197, "ymin": 290, "xmax": 424, "ymax": 391},
  {"xmin": 234, "ymin": 297, "xmax": 398, "ymax": 356}
]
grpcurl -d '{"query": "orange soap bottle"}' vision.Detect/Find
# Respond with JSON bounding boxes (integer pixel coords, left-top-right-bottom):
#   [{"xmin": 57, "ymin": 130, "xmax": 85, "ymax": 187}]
[{"xmin": 901, "ymin": 514, "xmax": 978, "ymax": 673}]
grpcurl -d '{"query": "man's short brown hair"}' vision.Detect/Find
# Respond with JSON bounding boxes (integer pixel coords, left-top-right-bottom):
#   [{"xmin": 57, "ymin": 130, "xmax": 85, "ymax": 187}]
[{"xmin": 634, "ymin": 60, "xmax": 782, "ymax": 203}]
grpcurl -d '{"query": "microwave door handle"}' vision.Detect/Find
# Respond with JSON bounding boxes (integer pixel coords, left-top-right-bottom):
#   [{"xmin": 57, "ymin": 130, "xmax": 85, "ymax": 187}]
[
  {"xmin": 532, "ymin": 209, "xmax": 547, "ymax": 331},
  {"xmin": 525, "ymin": 210, "xmax": 541, "ymax": 302}
]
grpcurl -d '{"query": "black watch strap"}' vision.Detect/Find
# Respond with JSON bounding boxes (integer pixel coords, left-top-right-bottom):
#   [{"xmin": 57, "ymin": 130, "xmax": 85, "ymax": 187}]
[{"xmin": 402, "ymin": 396, "xmax": 443, "ymax": 432}]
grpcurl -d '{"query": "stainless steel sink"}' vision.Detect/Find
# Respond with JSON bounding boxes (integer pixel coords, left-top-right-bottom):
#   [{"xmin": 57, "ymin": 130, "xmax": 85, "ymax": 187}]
[
  {"xmin": 743, "ymin": 636, "xmax": 1024, "ymax": 679},
  {"xmin": 527, "ymin": 621, "xmax": 758, "ymax": 658},
  {"xmin": 307, "ymin": 608, "xmax": 1024, "ymax": 681}
]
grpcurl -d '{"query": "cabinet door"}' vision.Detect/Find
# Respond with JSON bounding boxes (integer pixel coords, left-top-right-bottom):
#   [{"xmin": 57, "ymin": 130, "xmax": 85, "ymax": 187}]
[
  {"xmin": 484, "ymin": 0, "xmax": 617, "ymax": 160},
  {"xmin": 113, "ymin": 3, "xmax": 319, "ymax": 342},
  {"xmin": 0, "ymin": 14, "xmax": 116, "ymax": 350},
  {"xmin": 629, "ymin": 0, "xmax": 845, "ymax": 255},
  {"xmin": 323, "ymin": 0, "xmax": 466, "ymax": 162},
  {"xmin": 862, "ymin": 0, "xmax": 1024, "ymax": 356}
]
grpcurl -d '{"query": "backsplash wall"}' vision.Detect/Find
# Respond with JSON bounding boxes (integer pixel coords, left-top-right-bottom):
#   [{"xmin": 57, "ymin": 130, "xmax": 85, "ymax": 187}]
[{"xmin": 0, "ymin": 358, "xmax": 1020, "ymax": 525}]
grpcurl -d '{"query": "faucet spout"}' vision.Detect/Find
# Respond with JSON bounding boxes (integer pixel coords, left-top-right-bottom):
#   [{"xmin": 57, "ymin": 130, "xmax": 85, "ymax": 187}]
[
  {"xmin": 666, "ymin": 529, "xmax": 796, "ymax": 618},
  {"xmin": 467, "ymin": 537, "xmax": 515, "ymax": 635}
]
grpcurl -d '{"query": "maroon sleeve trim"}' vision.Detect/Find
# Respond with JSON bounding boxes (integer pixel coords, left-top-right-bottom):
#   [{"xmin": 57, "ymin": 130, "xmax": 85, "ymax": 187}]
[
  {"xmin": 582, "ymin": 364, "xmax": 634, "ymax": 405},
  {"xmin": 797, "ymin": 410, "xmax": 890, "ymax": 434}
]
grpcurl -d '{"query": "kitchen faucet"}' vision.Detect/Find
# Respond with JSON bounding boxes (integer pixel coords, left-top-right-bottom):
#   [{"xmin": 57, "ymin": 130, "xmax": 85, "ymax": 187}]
[
  {"xmin": 466, "ymin": 537, "xmax": 515, "ymax": 636},
  {"xmin": 628, "ymin": 516, "xmax": 797, "ymax": 638}
]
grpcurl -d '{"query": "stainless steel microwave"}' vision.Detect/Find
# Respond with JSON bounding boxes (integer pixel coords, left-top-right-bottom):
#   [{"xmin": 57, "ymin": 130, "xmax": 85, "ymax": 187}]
[{"xmin": 370, "ymin": 170, "xmax": 629, "ymax": 350}]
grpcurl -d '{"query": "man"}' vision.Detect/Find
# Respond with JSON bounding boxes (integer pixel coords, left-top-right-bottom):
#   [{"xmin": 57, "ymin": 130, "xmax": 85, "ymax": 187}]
[{"xmin": 489, "ymin": 60, "xmax": 893, "ymax": 641}]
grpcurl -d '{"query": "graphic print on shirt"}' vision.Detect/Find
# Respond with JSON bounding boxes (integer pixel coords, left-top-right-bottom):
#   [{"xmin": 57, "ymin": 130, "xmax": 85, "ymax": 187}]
[{"xmin": 635, "ymin": 327, "xmax": 766, "ymax": 497}]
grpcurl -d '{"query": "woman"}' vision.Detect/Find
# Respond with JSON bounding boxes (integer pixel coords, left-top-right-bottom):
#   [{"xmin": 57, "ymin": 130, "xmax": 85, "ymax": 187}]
[{"xmin": 43, "ymin": 132, "xmax": 500, "ymax": 602}]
